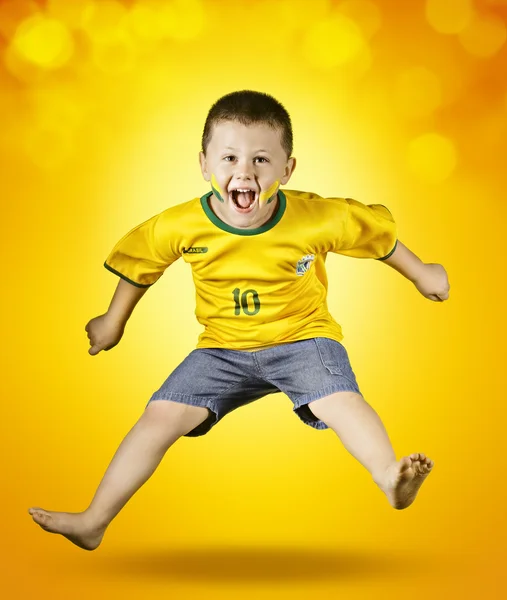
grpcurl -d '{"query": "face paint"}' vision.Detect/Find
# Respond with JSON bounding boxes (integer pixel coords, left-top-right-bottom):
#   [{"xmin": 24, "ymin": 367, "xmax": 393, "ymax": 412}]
[
  {"xmin": 259, "ymin": 180, "xmax": 280, "ymax": 207},
  {"xmin": 211, "ymin": 173, "xmax": 225, "ymax": 203}
]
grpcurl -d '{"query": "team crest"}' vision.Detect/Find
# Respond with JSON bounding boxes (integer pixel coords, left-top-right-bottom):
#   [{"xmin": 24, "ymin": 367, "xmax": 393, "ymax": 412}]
[{"xmin": 295, "ymin": 253, "xmax": 315, "ymax": 276}]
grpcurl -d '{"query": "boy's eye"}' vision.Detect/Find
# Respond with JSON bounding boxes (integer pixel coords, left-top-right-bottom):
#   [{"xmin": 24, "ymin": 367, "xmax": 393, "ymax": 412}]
[{"xmin": 222, "ymin": 155, "xmax": 268, "ymax": 164}]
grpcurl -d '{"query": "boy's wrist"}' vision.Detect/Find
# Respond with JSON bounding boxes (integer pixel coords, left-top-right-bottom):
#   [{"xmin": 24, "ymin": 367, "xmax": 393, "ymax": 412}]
[
  {"xmin": 407, "ymin": 261, "xmax": 427, "ymax": 283},
  {"xmin": 105, "ymin": 309, "xmax": 129, "ymax": 325}
]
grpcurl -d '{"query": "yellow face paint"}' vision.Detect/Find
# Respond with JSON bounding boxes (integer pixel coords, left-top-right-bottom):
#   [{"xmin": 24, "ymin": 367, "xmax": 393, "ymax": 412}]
[
  {"xmin": 211, "ymin": 173, "xmax": 225, "ymax": 203},
  {"xmin": 259, "ymin": 180, "xmax": 280, "ymax": 207}
]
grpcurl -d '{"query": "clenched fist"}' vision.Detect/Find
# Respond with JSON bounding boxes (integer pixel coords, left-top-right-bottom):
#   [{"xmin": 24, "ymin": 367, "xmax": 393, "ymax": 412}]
[
  {"xmin": 412, "ymin": 263, "xmax": 450, "ymax": 302},
  {"xmin": 85, "ymin": 314, "xmax": 125, "ymax": 356}
]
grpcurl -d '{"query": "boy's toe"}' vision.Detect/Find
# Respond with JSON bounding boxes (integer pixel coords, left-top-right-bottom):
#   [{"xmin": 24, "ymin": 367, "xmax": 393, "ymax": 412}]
[{"xmin": 28, "ymin": 507, "xmax": 40, "ymax": 514}]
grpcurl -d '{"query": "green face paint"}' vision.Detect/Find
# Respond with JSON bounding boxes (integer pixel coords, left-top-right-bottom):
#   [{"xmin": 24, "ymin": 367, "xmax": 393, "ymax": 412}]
[
  {"xmin": 211, "ymin": 173, "xmax": 225, "ymax": 203},
  {"xmin": 259, "ymin": 180, "xmax": 280, "ymax": 207}
]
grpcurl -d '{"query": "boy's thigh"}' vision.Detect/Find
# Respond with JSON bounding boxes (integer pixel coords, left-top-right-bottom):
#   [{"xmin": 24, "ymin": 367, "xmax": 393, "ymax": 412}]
[
  {"xmin": 255, "ymin": 337, "xmax": 362, "ymax": 431},
  {"xmin": 146, "ymin": 347, "xmax": 279, "ymax": 437}
]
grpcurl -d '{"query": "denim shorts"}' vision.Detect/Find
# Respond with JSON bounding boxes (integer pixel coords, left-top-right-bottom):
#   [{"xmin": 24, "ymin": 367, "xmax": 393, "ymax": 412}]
[{"xmin": 146, "ymin": 337, "xmax": 362, "ymax": 437}]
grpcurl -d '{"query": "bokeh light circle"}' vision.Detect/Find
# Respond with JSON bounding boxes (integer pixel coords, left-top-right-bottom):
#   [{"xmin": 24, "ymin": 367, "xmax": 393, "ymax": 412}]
[
  {"xmin": 425, "ymin": 0, "xmax": 473, "ymax": 35},
  {"xmin": 302, "ymin": 13, "xmax": 366, "ymax": 69},
  {"xmin": 160, "ymin": 0, "xmax": 205, "ymax": 41},
  {"xmin": 337, "ymin": 0, "xmax": 382, "ymax": 39},
  {"xmin": 47, "ymin": 0, "xmax": 90, "ymax": 30},
  {"xmin": 269, "ymin": 0, "xmax": 332, "ymax": 30},
  {"xmin": 459, "ymin": 14, "xmax": 506, "ymax": 58},
  {"xmin": 81, "ymin": 0, "xmax": 127, "ymax": 43},
  {"xmin": 11, "ymin": 14, "xmax": 74, "ymax": 70},
  {"xmin": 123, "ymin": 1, "xmax": 166, "ymax": 43}
]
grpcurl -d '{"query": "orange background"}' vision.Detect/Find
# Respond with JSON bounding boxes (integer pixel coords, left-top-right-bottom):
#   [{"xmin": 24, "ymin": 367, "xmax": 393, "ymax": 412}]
[{"xmin": 2, "ymin": 1, "xmax": 506, "ymax": 598}]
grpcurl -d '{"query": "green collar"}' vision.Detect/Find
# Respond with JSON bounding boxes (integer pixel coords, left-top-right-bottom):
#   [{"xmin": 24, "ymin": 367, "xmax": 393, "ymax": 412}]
[{"xmin": 200, "ymin": 190, "xmax": 286, "ymax": 236}]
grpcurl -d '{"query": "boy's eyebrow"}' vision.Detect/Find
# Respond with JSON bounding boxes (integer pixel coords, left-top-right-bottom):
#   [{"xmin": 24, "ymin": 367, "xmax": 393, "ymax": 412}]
[{"xmin": 223, "ymin": 146, "xmax": 271, "ymax": 153}]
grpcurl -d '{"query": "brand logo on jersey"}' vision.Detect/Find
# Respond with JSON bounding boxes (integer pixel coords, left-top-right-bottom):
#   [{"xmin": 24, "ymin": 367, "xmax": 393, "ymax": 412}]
[
  {"xmin": 296, "ymin": 254, "xmax": 315, "ymax": 276},
  {"xmin": 183, "ymin": 247, "xmax": 208, "ymax": 254}
]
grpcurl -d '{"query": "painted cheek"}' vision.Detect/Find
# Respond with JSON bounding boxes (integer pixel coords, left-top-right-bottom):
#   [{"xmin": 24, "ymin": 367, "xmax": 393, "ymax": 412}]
[
  {"xmin": 259, "ymin": 180, "xmax": 280, "ymax": 207},
  {"xmin": 211, "ymin": 173, "xmax": 226, "ymax": 203}
]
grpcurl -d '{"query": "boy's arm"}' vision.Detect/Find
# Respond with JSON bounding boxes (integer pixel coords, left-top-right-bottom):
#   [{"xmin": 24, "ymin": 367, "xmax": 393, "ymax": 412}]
[
  {"xmin": 90, "ymin": 209, "xmax": 179, "ymax": 355},
  {"xmin": 380, "ymin": 240, "xmax": 425, "ymax": 281},
  {"xmin": 381, "ymin": 240, "xmax": 450, "ymax": 302},
  {"xmin": 85, "ymin": 279, "xmax": 150, "ymax": 355},
  {"xmin": 106, "ymin": 278, "xmax": 149, "ymax": 324}
]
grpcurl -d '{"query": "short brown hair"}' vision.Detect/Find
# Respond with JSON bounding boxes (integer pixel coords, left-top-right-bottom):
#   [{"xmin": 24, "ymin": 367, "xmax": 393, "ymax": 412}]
[{"xmin": 202, "ymin": 90, "xmax": 293, "ymax": 157}]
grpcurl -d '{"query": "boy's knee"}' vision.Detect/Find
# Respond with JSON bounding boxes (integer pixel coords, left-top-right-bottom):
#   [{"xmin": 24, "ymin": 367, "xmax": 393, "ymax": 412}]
[
  {"xmin": 144, "ymin": 400, "xmax": 210, "ymax": 435},
  {"xmin": 307, "ymin": 391, "xmax": 363, "ymax": 419}
]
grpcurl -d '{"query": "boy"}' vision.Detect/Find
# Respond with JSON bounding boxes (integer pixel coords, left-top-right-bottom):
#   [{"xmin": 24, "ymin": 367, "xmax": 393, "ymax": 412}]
[{"xmin": 29, "ymin": 91, "xmax": 450, "ymax": 551}]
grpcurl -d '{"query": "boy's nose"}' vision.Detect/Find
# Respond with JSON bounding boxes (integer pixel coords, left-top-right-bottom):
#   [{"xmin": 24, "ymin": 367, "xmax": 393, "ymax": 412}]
[
  {"xmin": 234, "ymin": 159, "xmax": 255, "ymax": 179},
  {"xmin": 235, "ymin": 172, "xmax": 253, "ymax": 181}
]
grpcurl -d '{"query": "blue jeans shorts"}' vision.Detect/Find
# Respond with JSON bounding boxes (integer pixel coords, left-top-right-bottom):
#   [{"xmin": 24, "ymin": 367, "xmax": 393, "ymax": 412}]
[{"xmin": 146, "ymin": 337, "xmax": 362, "ymax": 437}]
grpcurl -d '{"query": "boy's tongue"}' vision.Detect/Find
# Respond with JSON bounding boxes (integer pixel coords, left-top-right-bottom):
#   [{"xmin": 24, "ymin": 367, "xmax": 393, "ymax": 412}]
[{"xmin": 237, "ymin": 191, "xmax": 253, "ymax": 208}]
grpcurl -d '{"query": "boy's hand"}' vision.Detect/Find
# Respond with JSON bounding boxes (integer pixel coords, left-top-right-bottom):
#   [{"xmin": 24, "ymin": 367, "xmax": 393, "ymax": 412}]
[
  {"xmin": 85, "ymin": 314, "xmax": 125, "ymax": 355},
  {"xmin": 412, "ymin": 263, "xmax": 450, "ymax": 302}
]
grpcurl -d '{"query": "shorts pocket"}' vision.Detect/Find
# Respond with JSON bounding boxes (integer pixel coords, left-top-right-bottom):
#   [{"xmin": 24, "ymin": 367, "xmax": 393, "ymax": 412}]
[{"xmin": 314, "ymin": 337, "xmax": 344, "ymax": 375}]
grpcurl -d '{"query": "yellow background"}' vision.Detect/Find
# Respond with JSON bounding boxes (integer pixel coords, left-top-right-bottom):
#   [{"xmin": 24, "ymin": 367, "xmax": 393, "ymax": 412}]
[{"xmin": 2, "ymin": 0, "xmax": 506, "ymax": 598}]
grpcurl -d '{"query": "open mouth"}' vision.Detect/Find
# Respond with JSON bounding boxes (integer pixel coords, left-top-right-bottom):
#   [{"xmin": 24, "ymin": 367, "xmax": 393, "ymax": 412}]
[{"xmin": 229, "ymin": 188, "xmax": 258, "ymax": 213}]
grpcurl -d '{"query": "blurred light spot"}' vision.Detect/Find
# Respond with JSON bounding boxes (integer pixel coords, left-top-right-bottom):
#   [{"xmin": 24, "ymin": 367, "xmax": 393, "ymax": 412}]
[
  {"xmin": 302, "ymin": 14, "xmax": 366, "ymax": 69},
  {"xmin": 123, "ymin": 1, "xmax": 166, "ymax": 43},
  {"xmin": 11, "ymin": 14, "xmax": 74, "ymax": 70},
  {"xmin": 160, "ymin": 0, "xmax": 205, "ymax": 41},
  {"xmin": 459, "ymin": 14, "xmax": 506, "ymax": 57},
  {"xmin": 407, "ymin": 133, "xmax": 457, "ymax": 183},
  {"xmin": 47, "ymin": 0, "xmax": 89, "ymax": 30},
  {"xmin": 25, "ymin": 125, "xmax": 73, "ymax": 170},
  {"xmin": 337, "ymin": 0, "xmax": 382, "ymax": 39},
  {"xmin": 0, "ymin": 0, "xmax": 39, "ymax": 41},
  {"xmin": 395, "ymin": 66, "xmax": 442, "ymax": 118},
  {"xmin": 92, "ymin": 31, "xmax": 137, "ymax": 74},
  {"xmin": 270, "ymin": 0, "xmax": 332, "ymax": 29},
  {"xmin": 425, "ymin": 0, "xmax": 473, "ymax": 35},
  {"xmin": 81, "ymin": 0, "xmax": 127, "ymax": 43}
]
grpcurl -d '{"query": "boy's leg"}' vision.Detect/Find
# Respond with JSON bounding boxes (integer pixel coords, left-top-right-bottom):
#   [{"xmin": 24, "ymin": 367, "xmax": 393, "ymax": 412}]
[
  {"xmin": 28, "ymin": 400, "xmax": 209, "ymax": 550},
  {"xmin": 307, "ymin": 391, "xmax": 434, "ymax": 510}
]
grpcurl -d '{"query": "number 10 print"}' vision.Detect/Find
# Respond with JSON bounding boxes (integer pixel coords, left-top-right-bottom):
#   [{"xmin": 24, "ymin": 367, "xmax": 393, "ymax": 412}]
[{"xmin": 232, "ymin": 288, "xmax": 261, "ymax": 316}]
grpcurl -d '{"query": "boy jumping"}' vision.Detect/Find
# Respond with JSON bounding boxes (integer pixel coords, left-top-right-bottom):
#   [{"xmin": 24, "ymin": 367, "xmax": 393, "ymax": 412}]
[{"xmin": 29, "ymin": 90, "xmax": 450, "ymax": 550}]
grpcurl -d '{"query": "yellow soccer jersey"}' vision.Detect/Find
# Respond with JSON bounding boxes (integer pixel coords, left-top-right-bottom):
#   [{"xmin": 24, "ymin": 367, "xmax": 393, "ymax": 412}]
[{"xmin": 104, "ymin": 189, "xmax": 397, "ymax": 350}]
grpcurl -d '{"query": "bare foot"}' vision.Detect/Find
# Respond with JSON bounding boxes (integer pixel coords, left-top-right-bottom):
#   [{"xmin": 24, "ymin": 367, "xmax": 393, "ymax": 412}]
[
  {"xmin": 379, "ymin": 453, "xmax": 434, "ymax": 510},
  {"xmin": 28, "ymin": 507, "xmax": 107, "ymax": 551}
]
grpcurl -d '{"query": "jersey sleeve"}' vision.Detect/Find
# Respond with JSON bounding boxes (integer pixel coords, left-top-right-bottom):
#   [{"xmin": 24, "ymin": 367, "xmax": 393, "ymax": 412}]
[
  {"xmin": 104, "ymin": 210, "xmax": 181, "ymax": 287},
  {"xmin": 331, "ymin": 198, "xmax": 398, "ymax": 260}
]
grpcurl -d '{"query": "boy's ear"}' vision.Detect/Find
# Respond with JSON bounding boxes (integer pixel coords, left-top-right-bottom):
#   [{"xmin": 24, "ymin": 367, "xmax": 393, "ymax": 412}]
[
  {"xmin": 199, "ymin": 151, "xmax": 210, "ymax": 181},
  {"xmin": 281, "ymin": 156, "xmax": 296, "ymax": 185}
]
